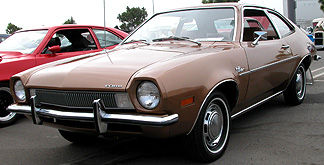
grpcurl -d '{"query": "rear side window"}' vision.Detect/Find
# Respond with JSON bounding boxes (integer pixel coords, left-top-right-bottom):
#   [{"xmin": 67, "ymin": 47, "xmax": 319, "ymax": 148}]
[
  {"xmin": 268, "ymin": 12, "xmax": 294, "ymax": 38},
  {"xmin": 93, "ymin": 29, "xmax": 123, "ymax": 48}
]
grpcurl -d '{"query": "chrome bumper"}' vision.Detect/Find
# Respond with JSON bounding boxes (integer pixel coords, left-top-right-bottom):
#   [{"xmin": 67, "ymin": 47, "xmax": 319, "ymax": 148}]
[
  {"xmin": 7, "ymin": 97, "xmax": 178, "ymax": 133},
  {"xmin": 315, "ymin": 45, "xmax": 324, "ymax": 49}
]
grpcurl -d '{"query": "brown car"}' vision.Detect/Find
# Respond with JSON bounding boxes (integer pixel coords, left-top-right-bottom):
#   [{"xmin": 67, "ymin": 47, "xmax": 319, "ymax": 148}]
[{"xmin": 7, "ymin": 3, "xmax": 318, "ymax": 162}]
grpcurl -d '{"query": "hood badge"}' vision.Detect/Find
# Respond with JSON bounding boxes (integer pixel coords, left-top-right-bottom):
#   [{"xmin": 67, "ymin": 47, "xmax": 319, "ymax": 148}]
[{"xmin": 105, "ymin": 84, "xmax": 123, "ymax": 88}]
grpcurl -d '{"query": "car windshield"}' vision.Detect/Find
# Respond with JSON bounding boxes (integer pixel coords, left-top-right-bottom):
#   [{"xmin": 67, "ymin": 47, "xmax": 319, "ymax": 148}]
[
  {"xmin": 123, "ymin": 8, "xmax": 235, "ymax": 44},
  {"xmin": 0, "ymin": 30, "xmax": 48, "ymax": 54}
]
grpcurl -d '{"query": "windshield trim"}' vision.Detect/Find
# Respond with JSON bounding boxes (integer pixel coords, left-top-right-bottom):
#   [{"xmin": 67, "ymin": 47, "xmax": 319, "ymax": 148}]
[{"xmin": 121, "ymin": 6, "xmax": 237, "ymax": 45}]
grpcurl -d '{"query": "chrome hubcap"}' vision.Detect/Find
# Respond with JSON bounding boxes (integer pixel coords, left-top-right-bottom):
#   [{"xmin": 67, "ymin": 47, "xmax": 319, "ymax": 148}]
[
  {"xmin": 0, "ymin": 89, "xmax": 16, "ymax": 122},
  {"xmin": 203, "ymin": 99, "xmax": 224, "ymax": 150},
  {"xmin": 295, "ymin": 67, "xmax": 305, "ymax": 100}
]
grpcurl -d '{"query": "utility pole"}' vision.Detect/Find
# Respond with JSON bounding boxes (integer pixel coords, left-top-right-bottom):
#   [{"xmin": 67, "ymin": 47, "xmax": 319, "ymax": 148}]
[
  {"xmin": 152, "ymin": 0, "xmax": 155, "ymax": 14},
  {"xmin": 287, "ymin": 0, "xmax": 296, "ymax": 24}
]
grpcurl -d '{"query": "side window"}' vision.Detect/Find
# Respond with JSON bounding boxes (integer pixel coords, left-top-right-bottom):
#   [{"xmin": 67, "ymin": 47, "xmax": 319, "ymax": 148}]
[
  {"xmin": 214, "ymin": 19, "xmax": 234, "ymax": 40},
  {"xmin": 93, "ymin": 29, "xmax": 123, "ymax": 48},
  {"xmin": 243, "ymin": 9, "xmax": 279, "ymax": 41},
  {"xmin": 42, "ymin": 29, "xmax": 97, "ymax": 54},
  {"xmin": 268, "ymin": 12, "xmax": 294, "ymax": 38}
]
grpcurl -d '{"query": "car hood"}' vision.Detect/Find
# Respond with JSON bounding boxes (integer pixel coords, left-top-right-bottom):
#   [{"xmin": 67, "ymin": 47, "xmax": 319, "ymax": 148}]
[
  {"xmin": 26, "ymin": 42, "xmax": 234, "ymax": 90},
  {"xmin": 0, "ymin": 51, "xmax": 24, "ymax": 61}
]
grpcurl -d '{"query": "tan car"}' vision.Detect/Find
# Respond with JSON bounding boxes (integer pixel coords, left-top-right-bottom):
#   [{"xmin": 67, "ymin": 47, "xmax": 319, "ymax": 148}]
[{"xmin": 7, "ymin": 3, "xmax": 318, "ymax": 162}]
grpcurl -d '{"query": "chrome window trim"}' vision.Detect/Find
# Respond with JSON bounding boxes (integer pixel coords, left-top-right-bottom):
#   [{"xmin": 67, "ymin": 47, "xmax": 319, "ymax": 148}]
[
  {"xmin": 240, "ymin": 7, "xmax": 281, "ymax": 42},
  {"xmin": 266, "ymin": 10, "xmax": 296, "ymax": 38},
  {"xmin": 122, "ymin": 6, "xmax": 238, "ymax": 44}
]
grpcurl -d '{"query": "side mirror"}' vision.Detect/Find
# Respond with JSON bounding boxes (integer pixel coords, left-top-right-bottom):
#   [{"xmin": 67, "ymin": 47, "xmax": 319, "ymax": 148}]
[
  {"xmin": 48, "ymin": 45, "xmax": 61, "ymax": 56},
  {"xmin": 252, "ymin": 31, "xmax": 268, "ymax": 45}
]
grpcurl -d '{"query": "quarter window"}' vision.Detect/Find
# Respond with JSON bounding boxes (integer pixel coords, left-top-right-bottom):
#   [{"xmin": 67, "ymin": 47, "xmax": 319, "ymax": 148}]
[
  {"xmin": 268, "ymin": 12, "xmax": 294, "ymax": 37},
  {"xmin": 93, "ymin": 29, "xmax": 123, "ymax": 48}
]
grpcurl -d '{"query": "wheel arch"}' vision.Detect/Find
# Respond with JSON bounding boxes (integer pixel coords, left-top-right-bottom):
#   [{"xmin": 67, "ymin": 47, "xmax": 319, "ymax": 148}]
[
  {"xmin": 212, "ymin": 80, "xmax": 239, "ymax": 112},
  {"xmin": 301, "ymin": 54, "xmax": 312, "ymax": 71},
  {"xmin": 187, "ymin": 79, "xmax": 238, "ymax": 135},
  {"xmin": 285, "ymin": 54, "xmax": 311, "ymax": 90},
  {"xmin": 0, "ymin": 81, "xmax": 10, "ymax": 88}
]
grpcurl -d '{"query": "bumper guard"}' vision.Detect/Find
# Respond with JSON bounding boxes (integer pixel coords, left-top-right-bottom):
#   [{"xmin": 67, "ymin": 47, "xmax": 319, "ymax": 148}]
[{"xmin": 7, "ymin": 97, "xmax": 179, "ymax": 133}]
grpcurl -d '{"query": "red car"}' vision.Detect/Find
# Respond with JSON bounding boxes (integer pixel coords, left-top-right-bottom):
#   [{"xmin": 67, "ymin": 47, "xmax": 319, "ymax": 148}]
[{"xmin": 0, "ymin": 25, "xmax": 128, "ymax": 126}]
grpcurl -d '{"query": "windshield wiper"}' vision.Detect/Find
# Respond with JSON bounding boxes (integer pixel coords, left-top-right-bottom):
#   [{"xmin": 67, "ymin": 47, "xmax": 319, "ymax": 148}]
[
  {"xmin": 123, "ymin": 39, "xmax": 150, "ymax": 45},
  {"xmin": 152, "ymin": 36, "xmax": 201, "ymax": 46}
]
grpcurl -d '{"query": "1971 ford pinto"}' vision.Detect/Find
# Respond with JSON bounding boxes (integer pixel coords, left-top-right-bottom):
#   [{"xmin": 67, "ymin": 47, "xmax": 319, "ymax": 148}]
[{"xmin": 7, "ymin": 3, "xmax": 319, "ymax": 162}]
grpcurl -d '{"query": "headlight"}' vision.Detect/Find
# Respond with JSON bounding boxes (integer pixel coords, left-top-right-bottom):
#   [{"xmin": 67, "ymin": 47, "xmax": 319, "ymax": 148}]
[
  {"xmin": 14, "ymin": 80, "xmax": 26, "ymax": 101},
  {"xmin": 137, "ymin": 81, "xmax": 160, "ymax": 109}
]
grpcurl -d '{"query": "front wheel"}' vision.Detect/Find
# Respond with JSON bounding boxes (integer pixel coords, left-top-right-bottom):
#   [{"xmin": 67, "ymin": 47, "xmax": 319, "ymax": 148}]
[
  {"xmin": 0, "ymin": 87, "xmax": 19, "ymax": 127},
  {"xmin": 283, "ymin": 64, "xmax": 306, "ymax": 105},
  {"xmin": 183, "ymin": 91, "xmax": 231, "ymax": 162}
]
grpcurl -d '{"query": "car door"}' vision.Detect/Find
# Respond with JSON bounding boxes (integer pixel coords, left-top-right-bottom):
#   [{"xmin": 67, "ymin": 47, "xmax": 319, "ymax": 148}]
[
  {"xmin": 241, "ymin": 8, "xmax": 295, "ymax": 103},
  {"xmin": 36, "ymin": 28, "xmax": 102, "ymax": 65}
]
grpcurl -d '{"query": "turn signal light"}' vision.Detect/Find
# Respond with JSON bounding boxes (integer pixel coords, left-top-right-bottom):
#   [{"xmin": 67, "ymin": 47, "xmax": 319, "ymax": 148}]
[{"xmin": 180, "ymin": 97, "xmax": 194, "ymax": 107}]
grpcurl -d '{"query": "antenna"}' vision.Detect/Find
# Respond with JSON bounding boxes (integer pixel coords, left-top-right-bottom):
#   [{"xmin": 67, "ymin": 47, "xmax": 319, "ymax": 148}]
[
  {"xmin": 152, "ymin": 0, "xmax": 155, "ymax": 14},
  {"xmin": 103, "ymin": 0, "xmax": 113, "ymax": 64},
  {"xmin": 103, "ymin": 0, "xmax": 107, "ymax": 51}
]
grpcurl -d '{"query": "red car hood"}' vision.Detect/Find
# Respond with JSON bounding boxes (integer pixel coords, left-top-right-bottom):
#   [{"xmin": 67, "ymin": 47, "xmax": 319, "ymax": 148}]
[{"xmin": 0, "ymin": 51, "xmax": 24, "ymax": 61}]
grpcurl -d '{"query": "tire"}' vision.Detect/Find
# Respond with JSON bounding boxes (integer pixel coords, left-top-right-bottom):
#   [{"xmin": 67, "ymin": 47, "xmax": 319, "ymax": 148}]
[
  {"xmin": 0, "ymin": 87, "xmax": 19, "ymax": 127},
  {"xmin": 183, "ymin": 91, "xmax": 231, "ymax": 162},
  {"xmin": 58, "ymin": 129, "xmax": 99, "ymax": 143},
  {"xmin": 283, "ymin": 64, "xmax": 306, "ymax": 105}
]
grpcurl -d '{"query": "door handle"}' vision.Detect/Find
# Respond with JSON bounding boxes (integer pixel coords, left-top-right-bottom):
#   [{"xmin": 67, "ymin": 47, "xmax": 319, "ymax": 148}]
[{"xmin": 281, "ymin": 45, "xmax": 290, "ymax": 49}]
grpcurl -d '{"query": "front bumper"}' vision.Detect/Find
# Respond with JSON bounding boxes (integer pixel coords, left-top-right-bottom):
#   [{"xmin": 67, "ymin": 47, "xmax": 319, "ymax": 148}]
[
  {"xmin": 7, "ymin": 97, "xmax": 178, "ymax": 133},
  {"xmin": 315, "ymin": 45, "xmax": 324, "ymax": 49}
]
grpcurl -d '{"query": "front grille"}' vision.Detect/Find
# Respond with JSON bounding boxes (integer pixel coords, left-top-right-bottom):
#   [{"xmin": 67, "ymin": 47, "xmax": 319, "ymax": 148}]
[
  {"xmin": 34, "ymin": 89, "xmax": 117, "ymax": 109},
  {"xmin": 314, "ymin": 32, "xmax": 324, "ymax": 45},
  {"xmin": 315, "ymin": 32, "xmax": 323, "ymax": 38}
]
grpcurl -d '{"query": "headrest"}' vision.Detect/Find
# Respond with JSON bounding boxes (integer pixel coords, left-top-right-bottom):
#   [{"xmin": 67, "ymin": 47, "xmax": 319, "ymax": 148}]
[
  {"xmin": 48, "ymin": 37, "xmax": 61, "ymax": 47},
  {"xmin": 73, "ymin": 37, "xmax": 88, "ymax": 48}
]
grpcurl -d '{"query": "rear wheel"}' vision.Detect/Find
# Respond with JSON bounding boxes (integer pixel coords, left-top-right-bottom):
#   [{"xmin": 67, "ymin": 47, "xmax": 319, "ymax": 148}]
[
  {"xmin": 183, "ymin": 91, "xmax": 231, "ymax": 162},
  {"xmin": 0, "ymin": 87, "xmax": 19, "ymax": 127},
  {"xmin": 284, "ymin": 64, "xmax": 306, "ymax": 105},
  {"xmin": 58, "ymin": 130, "xmax": 99, "ymax": 143}
]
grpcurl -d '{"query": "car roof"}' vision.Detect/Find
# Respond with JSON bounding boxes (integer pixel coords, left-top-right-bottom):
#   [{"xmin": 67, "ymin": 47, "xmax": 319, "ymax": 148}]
[
  {"xmin": 0, "ymin": 34, "xmax": 10, "ymax": 37},
  {"xmin": 158, "ymin": 3, "xmax": 271, "ymax": 14},
  {"xmin": 13, "ymin": 24, "xmax": 128, "ymax": 38},
  {"xmin": 15, "ymin": 24, "xmax": 121, "ymax": 33}
]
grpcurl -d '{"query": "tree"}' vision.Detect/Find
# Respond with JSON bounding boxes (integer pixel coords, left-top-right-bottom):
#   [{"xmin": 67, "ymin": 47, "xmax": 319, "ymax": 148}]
[
  {"xmin": 6, "ymin": 23, "xmax": 22, "ymax": 35},
  {"xmin": 202, "ymin": 0, "xmax": 239, "ymax": 3},
  {"xmin": 117, "ymin": 6, "xmax": 148, "ymax": 32},
  {"xmin": 63, "ymin": 16, "xmax": 76, "ymax": 24},
  {"xmin": 319, "ymin": 0, "xmax": 324, "ymax": 13}
]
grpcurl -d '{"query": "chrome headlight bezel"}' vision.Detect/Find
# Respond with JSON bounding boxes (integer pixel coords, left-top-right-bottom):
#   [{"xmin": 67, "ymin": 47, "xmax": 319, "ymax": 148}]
[
  {"xmin": 13, "ymin": 79, "xmax": 26, "ymax": 102},
  {"xmin": 136, "ymin": 81, "xmax": 160, "ymax": 110}
]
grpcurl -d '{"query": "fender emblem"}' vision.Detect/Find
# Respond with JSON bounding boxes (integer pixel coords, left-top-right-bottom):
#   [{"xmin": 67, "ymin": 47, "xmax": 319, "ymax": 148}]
[
  {"xmin": 235, "ymin": 66, "xmax": 245, "ymax": 73},
  {"xmin": 105, "ymin": 84, "xmax": 123, "ymax": 88}
]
